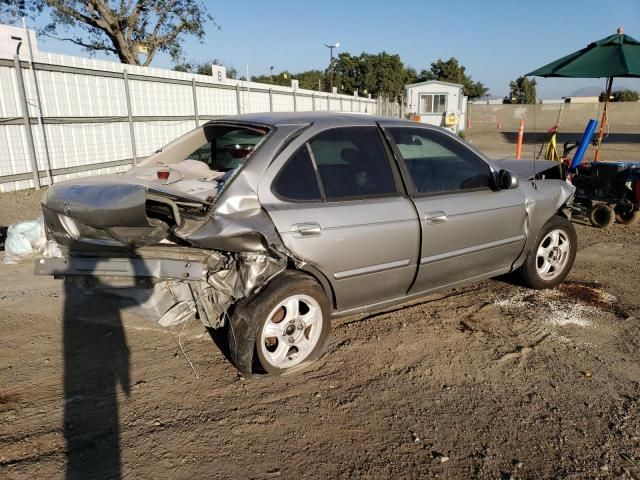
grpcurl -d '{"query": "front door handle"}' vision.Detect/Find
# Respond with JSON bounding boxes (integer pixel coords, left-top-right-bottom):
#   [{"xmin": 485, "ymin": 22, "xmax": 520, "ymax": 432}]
[
  {"xmin": 291, "ymin": 222, "xmax": 322, "ymax": 237},
  {"xmin": 424, "ymin": 211, "xmax": 447, "ymax": 224}
]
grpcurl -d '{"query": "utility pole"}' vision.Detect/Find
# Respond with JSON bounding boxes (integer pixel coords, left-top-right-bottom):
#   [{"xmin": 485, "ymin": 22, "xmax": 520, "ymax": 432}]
[{"xmin": 323, "ymin": 42, "xmax": 339, "ymax": 93}]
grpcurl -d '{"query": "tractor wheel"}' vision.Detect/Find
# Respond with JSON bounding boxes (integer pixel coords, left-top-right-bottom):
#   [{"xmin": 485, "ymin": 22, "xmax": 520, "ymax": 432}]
[
  {"xmin": 589, "ymin": 203, "xmax": 615, "ymax": 229},
  {"xmin": 614, "ymin": 204, "xmax": 640, "ymax": 225}
]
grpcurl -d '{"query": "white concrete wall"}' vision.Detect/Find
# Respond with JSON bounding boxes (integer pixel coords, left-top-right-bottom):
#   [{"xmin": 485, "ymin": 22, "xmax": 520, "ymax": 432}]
[{"xmin": 0, "ymin": 24, "xmax": 39, "ymax": 59}]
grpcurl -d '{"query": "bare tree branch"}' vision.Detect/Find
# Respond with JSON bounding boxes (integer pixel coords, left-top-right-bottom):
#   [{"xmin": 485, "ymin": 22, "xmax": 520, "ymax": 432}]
[{"xmin": 42, "ymin": 32, "xmax": 118, "ymax": 54}]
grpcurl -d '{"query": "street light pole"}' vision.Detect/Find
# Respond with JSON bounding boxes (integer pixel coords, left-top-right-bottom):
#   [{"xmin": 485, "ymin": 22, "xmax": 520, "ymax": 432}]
[{"xmin": 324, "ymin": 42, "xmax": 339, "ymax": 93}]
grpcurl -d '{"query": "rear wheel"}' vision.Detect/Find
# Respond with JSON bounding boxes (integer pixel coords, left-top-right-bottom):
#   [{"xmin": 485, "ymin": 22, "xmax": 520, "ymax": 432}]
[
  {"xmin": 614, "ymin": 204, "xmax": 640, "ymax": 225},
  {"xmin": 227, "ymin": 271, "xmax": 330, "ymax": 376},
  {"xmin": 589, "ymin": 203, "xmax": 615, "ymax": 229},
  {"xmin": 519, "ymin": 215, "xmax": 577, "ymax": 289}
]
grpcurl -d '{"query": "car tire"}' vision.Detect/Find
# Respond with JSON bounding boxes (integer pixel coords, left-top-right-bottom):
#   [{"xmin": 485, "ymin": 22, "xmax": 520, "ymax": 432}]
[
  {"xmin": 614, "ymin": 204, "xmax": 640, "ymax": 225},
  {"xmin": 227, "ymin": 270, "xmax": 331, "ymax": 376},
  {"xmin": 589, "ymin": 203, "xmax": 615, "ymax": 228},
  {"xmin": 519, "ymin": 215, "xmax": 577, "ymax": 289}
]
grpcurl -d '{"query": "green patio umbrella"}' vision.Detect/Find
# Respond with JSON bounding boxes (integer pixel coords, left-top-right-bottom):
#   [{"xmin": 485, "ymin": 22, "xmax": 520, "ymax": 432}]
[{"xmin": 526, "ymin": 28, "xmax": 640, "ymax": 160}]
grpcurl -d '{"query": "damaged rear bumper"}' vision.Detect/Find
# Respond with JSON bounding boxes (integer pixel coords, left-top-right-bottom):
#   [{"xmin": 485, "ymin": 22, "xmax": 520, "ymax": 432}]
[
  {"xmin": 35, "ymin": 246, "xmax": 286, "ymax": 329},
  {"xmin": 35, "ymin": 255, "xmax": 209, "ymax": 282}
]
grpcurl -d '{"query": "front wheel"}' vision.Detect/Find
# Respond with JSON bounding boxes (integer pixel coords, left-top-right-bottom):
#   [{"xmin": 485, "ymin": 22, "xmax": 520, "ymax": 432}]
[
  {"xmin": 519, "ymin": 215, "xmax": 577, "ymax": 289},
  {"xmin": 227, "ymin": 271, "xmax": 331, "ymax": 376}
]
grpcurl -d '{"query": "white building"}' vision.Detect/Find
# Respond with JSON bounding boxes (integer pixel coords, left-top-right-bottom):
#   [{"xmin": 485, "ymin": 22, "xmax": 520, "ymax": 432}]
[{"xmin": 405, "ymin": 80, "xmax": 467, "ymax": 133}]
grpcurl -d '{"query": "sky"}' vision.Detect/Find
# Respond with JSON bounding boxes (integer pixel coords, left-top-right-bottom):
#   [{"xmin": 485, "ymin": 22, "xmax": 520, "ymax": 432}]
[{"xmin": 26, "ymin": 0, "xmax": 640, "ymax": 99}]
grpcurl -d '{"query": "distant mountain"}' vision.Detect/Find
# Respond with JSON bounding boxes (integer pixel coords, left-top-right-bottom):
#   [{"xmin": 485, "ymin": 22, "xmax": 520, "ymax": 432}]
[
  {"xmin": 568, "ymin": 85, "xmax": 633, "ymax": 97},
  {"xmin": 475, "ymin": 94, "xmax": 502, "ymax": 100},
  {"xmin": 568, "ymin": 86, "xmax": 602, "ymax": 96}
]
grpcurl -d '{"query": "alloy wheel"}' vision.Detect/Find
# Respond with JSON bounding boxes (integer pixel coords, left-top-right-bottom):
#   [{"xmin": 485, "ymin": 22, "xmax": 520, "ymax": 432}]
[
  {"xmin": 535, "ymin": 229, "xmax": 571, "ymax": 280},
  {"xmin": 259, "ymin": 294, "xmax": 323, "ymax": 369}
]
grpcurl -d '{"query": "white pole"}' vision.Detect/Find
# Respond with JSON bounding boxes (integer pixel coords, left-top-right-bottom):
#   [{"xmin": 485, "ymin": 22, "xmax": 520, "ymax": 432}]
[
  {"xmin": 246, "ymin": 64, "xmax": 251, "ymax": 113},
  {"xmin": 23, "ymin": 17, "xmax": 53, "ymax": 185}
]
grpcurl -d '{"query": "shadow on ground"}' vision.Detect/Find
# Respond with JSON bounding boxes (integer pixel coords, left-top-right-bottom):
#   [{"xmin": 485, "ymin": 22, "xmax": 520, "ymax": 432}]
[{"xmin": 62, "ymin": 254, "xmax": 151, "ymax": 480}]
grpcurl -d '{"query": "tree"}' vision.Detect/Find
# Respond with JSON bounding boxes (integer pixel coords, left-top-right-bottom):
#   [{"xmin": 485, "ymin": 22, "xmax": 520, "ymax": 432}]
[
  {"xmin": 417, "ymin": 58, "xmax": 488, "ymax": 99},
  {"xmin": 332, "ymin": 52, "xmax": 362, "ymax": 95},
  {"xmin": 331, "ymin": 52, "xmax": 416, "ymax": 99},
  {"xmin": 602, "ymin": 89, "xmax": 640, "ymax": 102},
  {"xmin": 175, "ymin": 49, "xmax": 413, "ymax": 99},
  {"xmin": 360, "ymin": 52, "xmax": 409, "ymax": 99},
  {"xmin": 0, "ymin": 0, "xmax": 41, "ymax": 23},
  {"xmin": 293, "ymin": 70, "xmax": 325, "ymax": 91},
  {"xmin": 503, "ymin": 76, "xmax": 537, "ymax": 104},
  {"xmin": 404, "ymin": 67, "xmax": 418, "ymax": 86},
  {"xmin": 1, "ymin": 0, "xmax": 215, "ymax": 66},
  {"xmin": 174, "ymin": 59, "xmax": 237, "ymax": 79},
  {"xmin": 225, "ymin": 65, "xmax": 238, "ymax": 80},
  {"xmin": 251, "ymin": 70, "xmax": 294, "ymax": 87}
]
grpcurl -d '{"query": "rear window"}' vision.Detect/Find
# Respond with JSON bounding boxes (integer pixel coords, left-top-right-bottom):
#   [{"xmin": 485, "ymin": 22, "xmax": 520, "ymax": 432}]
[{"xmin": 186, "ymin": 126, "xmax": 267, "ymax": 172}]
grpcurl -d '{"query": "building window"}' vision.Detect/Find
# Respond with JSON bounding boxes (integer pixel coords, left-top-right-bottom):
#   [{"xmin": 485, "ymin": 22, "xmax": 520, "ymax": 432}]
[{"xmin": 419, "ymin": 94, "xmax": 447, "ymax": 114}]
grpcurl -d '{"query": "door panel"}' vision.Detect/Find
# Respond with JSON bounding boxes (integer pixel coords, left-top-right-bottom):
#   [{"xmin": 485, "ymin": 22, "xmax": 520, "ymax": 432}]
[
  {"xmin": 267, "ymin": 197, "xmax": 420, "ymax": 309},
  {"xmin": 260, "ymin": 125, "xmax": 421, "ymax": 311},
  {"xmin": 410, "ymin": 189, "xmax": 526, "ymax": 293},
  {"xmin": 380, "ymin": 124, "xmax": 527, "ymax": 294}
]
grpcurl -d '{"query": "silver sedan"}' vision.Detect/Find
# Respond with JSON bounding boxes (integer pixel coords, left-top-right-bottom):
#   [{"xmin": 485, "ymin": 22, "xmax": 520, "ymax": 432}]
[{"xmin": 37, "ymin": 113, "xmax": 576, "ymax": 376}]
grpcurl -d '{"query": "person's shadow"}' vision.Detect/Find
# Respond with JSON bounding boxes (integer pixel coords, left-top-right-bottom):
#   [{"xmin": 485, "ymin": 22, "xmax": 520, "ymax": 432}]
[{"xmin": 62, "ymin": 252, "xmax": 150, "ymax": 479}]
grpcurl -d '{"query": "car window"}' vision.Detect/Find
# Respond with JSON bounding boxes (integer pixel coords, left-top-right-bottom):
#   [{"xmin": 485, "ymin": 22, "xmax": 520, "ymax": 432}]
[
  {"xmin": 308, "ymin": 127, "xmax": 397, "ymax": 200},
  {"xmin": 186, "ymin": 127, "xmax": 266, "ymax": 172},
  {"xmin": 388, "ymin": 127, "xmax": 492, "ymax": 195},
  {"xmin": 273, "ymin": 146, "xmax": 322, "ymax": 201}
]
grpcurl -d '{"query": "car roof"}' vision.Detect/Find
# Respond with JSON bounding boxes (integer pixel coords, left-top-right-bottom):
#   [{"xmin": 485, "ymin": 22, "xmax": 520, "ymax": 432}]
[{"xmin": 210, "ymin": 111, "xmax": 417, "ymax": 128}]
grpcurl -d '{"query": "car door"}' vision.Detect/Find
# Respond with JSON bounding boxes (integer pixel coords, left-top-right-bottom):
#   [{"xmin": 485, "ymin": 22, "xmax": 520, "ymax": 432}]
[
  {"xmin": 259, "ymin": 126, "xmax": 420, "ymax": 311},
  {"xmin": 382, "ymin": 125, "xmax": 527, "ymax": 294}
]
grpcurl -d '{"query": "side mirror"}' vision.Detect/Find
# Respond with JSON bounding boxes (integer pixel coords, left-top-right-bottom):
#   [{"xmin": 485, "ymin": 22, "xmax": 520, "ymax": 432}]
[{"xmin": 498, "ymin": 169, "xmax": 519, "ymax": 190}]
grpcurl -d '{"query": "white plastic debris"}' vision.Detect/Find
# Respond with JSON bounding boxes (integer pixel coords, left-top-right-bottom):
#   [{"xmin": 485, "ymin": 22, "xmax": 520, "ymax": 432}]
[
  {"xmin": 2, "ymin": 217, "xmax": 51, "ymax": 264},
  {"xmin": 42, "ymin": 240, "xmax": 62, "ymax": 259}
]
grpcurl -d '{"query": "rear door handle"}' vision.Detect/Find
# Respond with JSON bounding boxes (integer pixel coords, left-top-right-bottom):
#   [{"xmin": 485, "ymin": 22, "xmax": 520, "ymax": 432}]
[
  {"xmin": 291, "ymin": 222, "xmax": 322, "ymax": 237},
  {"xmin": 424, "ymin": 211, "xmax": 447, "ymax": 224}
]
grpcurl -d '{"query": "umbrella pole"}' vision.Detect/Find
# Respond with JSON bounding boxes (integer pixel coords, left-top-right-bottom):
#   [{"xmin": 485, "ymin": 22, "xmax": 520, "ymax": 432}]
[{"xmin": 594, "ymin": 76, "xmax": 613, "ymax": 161}]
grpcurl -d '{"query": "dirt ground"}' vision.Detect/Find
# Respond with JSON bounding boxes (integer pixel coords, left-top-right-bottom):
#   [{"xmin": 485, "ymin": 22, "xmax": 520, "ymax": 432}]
[{"xmin": 1, "ymin": 168, "xmax": 640, "ymax": 479}]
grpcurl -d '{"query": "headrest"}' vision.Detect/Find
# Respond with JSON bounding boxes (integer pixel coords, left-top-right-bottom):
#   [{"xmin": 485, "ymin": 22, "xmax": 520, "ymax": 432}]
[{"xmin": 341, "ymin": 148, "xmax": 362, "ymax": 165}]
